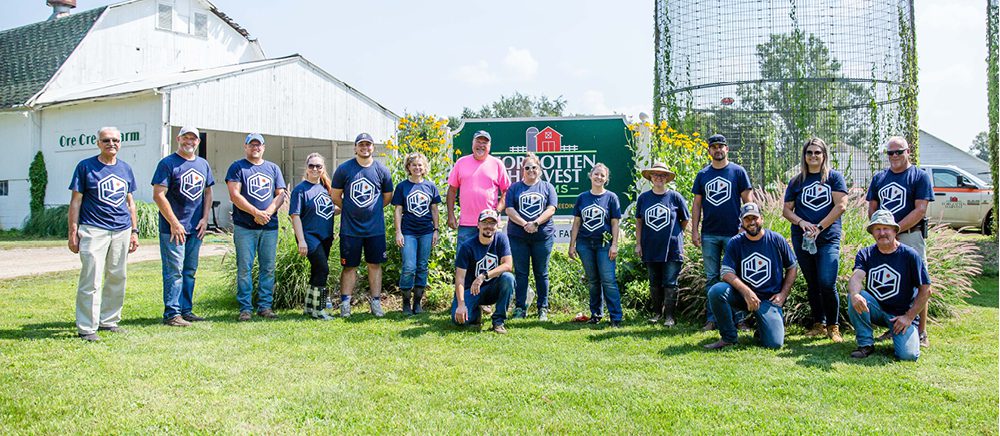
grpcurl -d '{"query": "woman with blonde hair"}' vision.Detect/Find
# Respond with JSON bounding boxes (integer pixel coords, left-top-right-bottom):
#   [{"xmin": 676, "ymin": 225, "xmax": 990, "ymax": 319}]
[
  {"xmin": 290, "ymin": 153, "xmax": 339, "ymax": 319},
  {"xmin": 504, "ymin": 153, "xmax": 558, "ymax": 321},
  {"xmin": 392, "ymin": 152, "xmax": 441, "ymax": 315}
]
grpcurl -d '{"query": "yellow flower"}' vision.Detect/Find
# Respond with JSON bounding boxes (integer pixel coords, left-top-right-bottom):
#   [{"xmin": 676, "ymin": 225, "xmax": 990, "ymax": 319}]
[
  {"xmin": 432, "ymin": 147, "xmax": 439, "ymax": 153},
  {"xmin": 455, "ymin": 149, "xmax": 462, "ymax": 155}
]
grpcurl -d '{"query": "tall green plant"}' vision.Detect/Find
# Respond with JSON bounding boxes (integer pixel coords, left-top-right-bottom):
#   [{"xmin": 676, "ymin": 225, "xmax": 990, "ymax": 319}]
[
  {"xmin": 987, "ymin": 0, "xmax": 999, "ymax": 238},
  {"xmin": 28, "ymin": 151, "xmax": 47, "ymax": 217}
]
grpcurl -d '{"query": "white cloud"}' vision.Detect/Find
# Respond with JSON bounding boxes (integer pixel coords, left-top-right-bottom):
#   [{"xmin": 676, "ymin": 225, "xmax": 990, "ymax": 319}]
[
  {"xmin": 452, "ymin": 60, "xmax": 498, "ymax": 86},
  {"xmin": 581, "ymin": 90, "xmax": 611, "ymax": 114},
  {"xmin": 502, "ymin": 47, "xmax": 539, "ymax": 81}
]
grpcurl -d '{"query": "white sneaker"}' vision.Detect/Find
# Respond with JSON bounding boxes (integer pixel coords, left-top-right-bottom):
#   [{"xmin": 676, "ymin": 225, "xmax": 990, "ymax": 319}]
[
  {"xmin": 370, "ymin": 299, "xmax": 385, "ymax": 317},
  {"xmin": 340, "ymin": 299, "xmax": 351, "ymax": 318}
]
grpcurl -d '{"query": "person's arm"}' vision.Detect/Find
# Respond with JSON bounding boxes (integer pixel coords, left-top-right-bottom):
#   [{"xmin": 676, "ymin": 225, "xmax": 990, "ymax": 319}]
[
  {"xmin": 609, "ymin": 218, "xmax": 620, "ymax": 260},
  {"xmin": 227, "ymin": 181, "xmax": 266, "ymax": 221},
  {"xmin": 126, "ymin": 193, "xmax": 139, "ymax": 253},
  {"xmin": 446, "ymin": 185, "xmax": 459, "ymax": 229},
  {"xmin": 848, "ymin": 269, "xmax": 869, "ymax": 314},
  {"xmin": 454, "ymin": 267, "xmax": 468, "ymax": 324},
  {"xmin": 265, "ymin": 188, "xmax": 286, "ymax": 216},
  {"xmin": 291, "ymin": 214, "xmax": 308, "ymax": 256},
  {"xmin": 893, "ymin": 283, "xmax": 931, "ymax": 334},
  {"xmin": 816, "ymin": 191, "xmax": 848, "ymax": 232},
  {"xmin": 741, "ymin": 189, "xmax": 754, "ymax": 204},
  {"xmin": 197, "ymin": 186, "xmax": 213, "ymax": 239},
  {"xmin": 568, "ymin": 217, "xmax": 581, "ymax": 259},
  {"xmin": 867, "ymin": 200, "xmax": 879, "ymax": 218},
  {"xmin": 67, "ymin": 191, "xmax": 83, "ymax": 253},
  {"xmin": 431, "ymin": 203, "xmax": 440, "ymax": 246},
  {"xmin": 470, "ymin": 254, "xmax": 514, "ymax": 296},
  {"xmin": 896, "ymin": 200, "xmax": 928, "ymax": 232},
  {"xmin": 382, "ymin": 191, "xmax": 393, "ymax": 207},
  {"xmin": 635, "ymin": 217, "xmax": 644, "ymax": 256},
  {"xmin": 770, "ymin": 266, "xmax": 797, "ymax": 307},
  {"xmin": 505, "ymin": 207, "xmax": 528, "ymax": 227},
  {"xmin": 393, "ymin": 205, "xmax": 405, "ymax": 247},
  {"xmin": 722, "ymin": 272, "xmax": 761, "ymax": 311},
  {"xmin": 330, "ymin": 188, "xmax": 344, "ymax": 209},
  {"xmin": 153, "ymin": 185, "xmax": 186, "ymax": 245},
  {"xmin": 782, "ymin": 200, "xmax": 818, "ymax": 235},
  {"xmin": 496, "ymin": 190, "xmax": 507, "ymax": 214},
  {"xmin": 690, "ymin": 195, "xmax": 703, "ymax": 248},
  {"xmin": 536, "ymin": 206, "xmax": 556, "ymax": 225}
]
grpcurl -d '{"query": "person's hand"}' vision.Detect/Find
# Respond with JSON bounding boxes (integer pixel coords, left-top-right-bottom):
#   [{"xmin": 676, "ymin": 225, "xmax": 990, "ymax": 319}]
[
  {"xmin": 568, "ymin": 244, "xmax": 577, "ymax": 260},
  {"xmin": 798, "ymin": 220, "xmax": 818, "ymax": 236},
  {"xmin": 395, "ymin": 232, "xmax": 405, "ymax": 248},
  {"xmin": 851, "ymin": 294, "xmax": 869, "ymax": 314},
  {"xmin": 692, "ymin": 229, "xmax": 702, "ymax": 248},
  {"xmin": 297, "ymin": 242, "xmax": 308, "ymax": 256},
  {"xmin": 524, "ymin": 222, "xmax": 537, "ymax": 234},
  {"xmin": 432, "ymin": 230, "xmax": 439, "ymax": 246},
  {"xmin": 608, "ymin": 244, "xmax": 618, "ymax": 261},
  {"xmin": 447, "ymin": 215, "xmax": 458, "ymax": 230},
  {"xmin": 471, "ymin": 274, "xmax": 485, "ymax": 296},
  {"xmin": 744, "ymin": 292, "xmax": 761, "ymax": 312},
  {"xmin": 769, "ymin": 293, "xmax": 786, "ymax": 307},
  {"xmin": 635, "ymin": 244, "xmax": 642, "ymax": 257},
  {"xmin": 128, "ymin": 233, "xmax": 139, "ymax": 253},
  {"xmin": 196, "ymin": 218, "xmax": 209, "ymax": 239},
  {"xmin": 890, "ymin": 314, "xmax": 914, "ymax": 335},
  {"xmin": 454, "ymin": 304, "xmax": 468, "ymax": 324},
  {"xmin": 68, "ymin": 231, "xmax": 80, "ymax": 254},
  {"xmin": 169, "ymin": 222, "xmax": 187, "ymax": 245},
  {"xmin": 253, "ymin": 209, "xmax": 270, "ymax": 225}
]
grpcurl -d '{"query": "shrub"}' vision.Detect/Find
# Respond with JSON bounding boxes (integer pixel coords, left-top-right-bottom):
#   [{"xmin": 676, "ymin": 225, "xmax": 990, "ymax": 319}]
[
  {"xmin": 22, "ymin": 205, "xmax": 69, "ymax": 237},
  {"xmin": 28, "ymin": 151, "xmax": 47, "ymax": 217}
]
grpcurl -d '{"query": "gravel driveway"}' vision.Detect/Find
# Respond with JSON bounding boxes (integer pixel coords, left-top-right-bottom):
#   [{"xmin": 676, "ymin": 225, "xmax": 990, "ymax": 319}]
[{"xmin": 0, "ymin": 243, "xmax": 229, "ymax": 279}]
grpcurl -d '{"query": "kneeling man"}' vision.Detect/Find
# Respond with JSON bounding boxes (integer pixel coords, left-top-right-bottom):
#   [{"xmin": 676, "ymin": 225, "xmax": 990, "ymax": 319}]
[
  {"xmin": 452, "ymin": 209, "xmax": 515, "ymax": 334},
  {"xmin": 847, "ymin": 209, "xmax": 930, "ymax": 361},
  {"xmin": 706, "ymin": 203, "xmax": 797, "ymax": 349}
]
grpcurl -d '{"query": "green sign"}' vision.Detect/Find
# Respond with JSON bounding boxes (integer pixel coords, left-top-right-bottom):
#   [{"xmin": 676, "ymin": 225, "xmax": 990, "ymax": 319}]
[{"xmin": 454, "ymin": 116, "xmax": 635, "ymax": 215}]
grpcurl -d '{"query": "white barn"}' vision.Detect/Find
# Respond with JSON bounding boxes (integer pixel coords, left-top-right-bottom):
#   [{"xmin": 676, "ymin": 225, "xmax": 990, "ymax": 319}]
[{"xmin": 0, "ymin": 0, "xmax": 398, "ymax": 229}]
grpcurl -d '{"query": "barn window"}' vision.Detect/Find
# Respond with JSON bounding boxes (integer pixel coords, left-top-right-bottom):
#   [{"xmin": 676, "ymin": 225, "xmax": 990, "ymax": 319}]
[
  {"xmin": 192, "ymin": 12, "xmax": 208, "ymax": 37},
  {"xmin": 157, "ymin": 3, "xmax": 173, "ymax": 31},
  {"xmin": 0, "ymin": 180, "xmax": 8, "ymax": 196}
]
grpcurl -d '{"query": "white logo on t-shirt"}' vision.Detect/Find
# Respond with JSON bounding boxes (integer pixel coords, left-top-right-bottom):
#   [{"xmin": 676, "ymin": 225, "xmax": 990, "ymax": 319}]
[
  {"xmin": 644, "ymin": 203, "xmax": 671, "ymax": 232},
  {"xmin": 741, "ymin": 252, "xmax": 772, "ymax": 288},
  {"xmin": 314, "ymin": 192, "xmax": 334, "ymax": 220},
  {"xmin": 179, "ymin": 168, "xmax": 206, "ymax": 202},
  {"xmin": 867, "ymin": 264, "xmax": 901, "ymax": 301},
  {"xmin": 98, "ymin": 174, "xmax": 128, "ymax": 207},
  {"xmin": 801, "ymin": 182, "xmax": 831, "ymax": 212},
  {"xmin": 246, "ymin": 173, "xmax": 272, "ymax": 202},
  {"xmin": 519, "ymin": 192, "xmax": 545, "ymax": 220},
  {"xmin": 476, "ymin": 253, "xmax": 498, "ymax": 282},
  {"xmin": 406, "ymin": 190, "xmax": 431, "ymax": 217},
  {"xmin": 350, "ymin": 178, "xmax": 378, "ymax": 208},
  {"xmin": 581, "ymin": 204, "xmax": 606, "ymax": 232},
  {"xmin": 878, "ymin": 182, "xmax": 906, "ymax": 215},
  {"xmin": 704, "ymin": 176, "xmax": 732, "ymax": 207}
]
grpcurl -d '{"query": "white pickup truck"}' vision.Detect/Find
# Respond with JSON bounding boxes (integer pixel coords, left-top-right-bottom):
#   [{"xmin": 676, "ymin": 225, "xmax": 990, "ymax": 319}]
[{"xmin": 921, "ymin": 164, "xmax": 994, "ymax": 234}]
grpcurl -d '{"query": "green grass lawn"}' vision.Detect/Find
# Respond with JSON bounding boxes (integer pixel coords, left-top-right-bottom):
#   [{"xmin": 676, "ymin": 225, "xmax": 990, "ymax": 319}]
[{"xmin": 0, "ymin": 259, "xmax": 996, "ymax": 434}]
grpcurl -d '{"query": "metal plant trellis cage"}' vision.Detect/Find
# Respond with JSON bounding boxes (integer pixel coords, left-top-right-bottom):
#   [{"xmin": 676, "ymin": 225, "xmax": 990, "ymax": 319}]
[{"xmin": 654, "ymin": 0, "xmax": 918, "ymax": 188}]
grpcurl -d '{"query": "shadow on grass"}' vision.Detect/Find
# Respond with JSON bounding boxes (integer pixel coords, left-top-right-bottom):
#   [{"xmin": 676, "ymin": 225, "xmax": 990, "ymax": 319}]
[{"xmin": 966, "ymin": 275, "xmax": 999, "ymax": 308}]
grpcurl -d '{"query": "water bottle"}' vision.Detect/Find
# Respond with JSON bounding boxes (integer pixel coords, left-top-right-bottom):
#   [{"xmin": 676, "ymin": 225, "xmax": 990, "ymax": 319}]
[{"xmin": 802, "ymin": 232, "xmax": 818, "ymax": 255}]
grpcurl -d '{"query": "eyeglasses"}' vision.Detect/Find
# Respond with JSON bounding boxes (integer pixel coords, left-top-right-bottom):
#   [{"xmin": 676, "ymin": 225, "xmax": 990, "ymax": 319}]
[
  {"xmin": 886, "ymin": 149, "xmax": 908, "ymax": 156},
  {"xmin": 523, "ymin": 165, "xmax": 539, "ymax": 170},
  {"xmin": 308, "ymin": 164, "xmax": 324, "ymax": 169},
  {"xmin": 100, "ymin": 138, "xmax": 121, "ymax": 144},
  {"xmin": 805, "ymin": 150, "xmax": 824, "ymax": 156}
]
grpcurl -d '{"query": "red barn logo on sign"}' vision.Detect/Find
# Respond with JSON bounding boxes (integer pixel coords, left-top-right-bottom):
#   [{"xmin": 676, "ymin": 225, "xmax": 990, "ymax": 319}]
[{"xmin": 535, "ymin": 127, "xmax": 563, "ymax": 152}]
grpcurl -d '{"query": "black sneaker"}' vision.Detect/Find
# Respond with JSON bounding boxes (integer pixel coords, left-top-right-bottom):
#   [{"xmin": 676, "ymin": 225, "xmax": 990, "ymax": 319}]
[
  {"xmin": 587, "ymin": 316, "xmax": 602, "ymax": 324},
  {"xmin": 182, "ymin": 313, "xmax": 206, "ymax": 322},
  {"xmin": 850, "ymin": 345, "xmax": 876, "ymax": 359},
  {"xmin": 610, "ymin": 320, "xmax": 623, "ymax": 328},
  {"xmin": 97, "ymin": 326, "xmax": 127, "ymax": 333},
  {"xmin": 78, "ymin": 333, "xmax": 100, "ymax": 342}
]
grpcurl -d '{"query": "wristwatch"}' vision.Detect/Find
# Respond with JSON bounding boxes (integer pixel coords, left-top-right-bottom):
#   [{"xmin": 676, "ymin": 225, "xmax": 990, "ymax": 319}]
[
  {"xmin": 131, "ymin": 228, "xmax": 139, "ymax": 234},
  {"xmin": 817, "ymin": 224, "xmax": 825, "ymax": 232}
]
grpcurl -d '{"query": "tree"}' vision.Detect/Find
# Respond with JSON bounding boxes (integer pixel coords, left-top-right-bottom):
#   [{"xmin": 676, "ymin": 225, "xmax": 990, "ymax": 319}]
[
  {"xmin": 459, "ymin": 92, "xmax": 567, "ymax": 120},
  {"xmin": 970, "ymin": 131, "xmax": 990, "ymax": 160}
]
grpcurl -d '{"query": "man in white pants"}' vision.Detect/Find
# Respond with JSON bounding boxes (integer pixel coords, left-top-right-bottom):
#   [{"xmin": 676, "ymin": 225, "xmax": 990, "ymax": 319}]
[{"xmin": 68, "ymin": 126, "xmax": 140, "ymax": 341}]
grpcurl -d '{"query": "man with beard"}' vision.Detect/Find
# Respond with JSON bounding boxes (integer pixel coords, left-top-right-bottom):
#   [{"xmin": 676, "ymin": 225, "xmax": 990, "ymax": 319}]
[
  {"xmin": 451, "ymin": 209, "xmax": 515, "ymax": 334},
  {"xmin": 446, "ymin": 130, "xmax": 511, "ymax": 249},
  {"xmin": 847, "ymin": 209, "xmax": 930, "ymax": 361},
  {"xmin": 705, "ymin": 203, "xmax": 797, "ymax": 350},
  {"xmin": 691, "ymin": 134, "xmax": 754, "ymax": 331},
  {"xmin": 151, "ymin": 126, "xmax": 215, "ymax": 327}
]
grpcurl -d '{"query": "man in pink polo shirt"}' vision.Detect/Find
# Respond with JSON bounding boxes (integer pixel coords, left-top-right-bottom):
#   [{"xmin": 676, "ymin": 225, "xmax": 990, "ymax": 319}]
[{"xmin": 447, "ymin": 130, "xmax": 511, "ymax": 249}]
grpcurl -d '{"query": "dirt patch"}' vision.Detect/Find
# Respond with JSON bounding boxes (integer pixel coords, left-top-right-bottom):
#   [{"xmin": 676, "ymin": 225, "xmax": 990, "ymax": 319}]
[{"xmin": 1, "ymin": 244, "xmax": 229, "ymax": 279}]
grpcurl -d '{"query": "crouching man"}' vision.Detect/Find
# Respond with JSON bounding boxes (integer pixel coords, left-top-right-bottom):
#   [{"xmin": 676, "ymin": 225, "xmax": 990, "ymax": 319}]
[
  {"xmin": 847, "ymin": 209, "xmax": 931, "ymax": 361},
  {"xmin": 452, "ymin": 209, "xmax": 515, "ymax": 334},
  {"xmin": 705, "ymin": 203, "xmax": 797, "ymax": 350}
]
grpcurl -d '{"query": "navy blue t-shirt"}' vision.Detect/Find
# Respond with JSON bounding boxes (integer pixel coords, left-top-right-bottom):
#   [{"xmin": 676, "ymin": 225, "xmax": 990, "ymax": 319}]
[
  {"xmin": 692, "ymin": 163, "xmax": 752, "ymax": 236},
  {"xmin": 455, "ymin": 232, "xmax": 512, "ymax": 290},
  {"xmin": 68, "ymin": 156, "xmax": 137, "ymax": 231},
  {"xmin": 721, "ymin": 229, "xmax": 797, "ymax": 298},
  {"xmin": 636, "ymin": 189, "xmax": 690, "ymax": 262},
  {"xmin": 289, "ymin": 180, "xmax": 336, "ymax": 252},
  {"xmin": 331, "ymin": 159, "xmax": 393, "ymax": 237},
  {"xmin": 784, "ymin": 170, "xmax": 848, "ymax": 244},
  {"xmin": 865, "ymin": 165, "xmax": 934, "ymax": 224},
  {"xmin": 572, "ymin": 191, "xmax": 622, "ymax": 241},
  {"xmin": 391, "ymin": 179, "xmax": 441, "ymax": 236},
  {"xmin": 854, "ymin": 243, "xmax": 931, "ymax": 317},
  {"xmin": 505, "ymin": 180, "xmax": 558, "ymax": 241},
  {"xmin": 225, "ymin": 159, "xmax": 286, "ymax": 230},
  {"xmin": 151, "ymin": 153, "xmax": 215, "ymax": 234}
]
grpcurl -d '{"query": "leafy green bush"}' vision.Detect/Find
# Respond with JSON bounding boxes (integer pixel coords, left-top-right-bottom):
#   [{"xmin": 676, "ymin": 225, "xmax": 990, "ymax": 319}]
[
  {"xmin": 133, "ymin": 201, "xmax": 160, "ymax": 239},
  {"xmin": 28, "ymin": 151, "xmax": 47, "ymax": 217},
  {"xmin": 22, "ymin": 205, "xmax": 69, "ymax": 237}
]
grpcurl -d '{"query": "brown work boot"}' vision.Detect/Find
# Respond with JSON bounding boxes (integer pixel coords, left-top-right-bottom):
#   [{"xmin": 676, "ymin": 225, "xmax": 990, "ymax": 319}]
[
  {"xmin": 164, "ymin": 315, "xmax": 192, "ymax": 327},
  {"xmin": 826, "ymin": 325, "xmax": 843, "ymax": 343},
  {"xmin": 704, "ymin": 339, "xmax": 735, "ymax": 350},
  {"xmin": 700, "ymin": 321, "xmax": 716, "ymax": 332},
  {"xmin": 805, "ymin": 322, "xmax": 826, "ymax": 337},
  {"xmin": 257, "ymin": 309, "xmax": 278, "ymax": 319},
  {"xmin": 238, "ymin": 311, "xmax": 252, "ymax": 322}
]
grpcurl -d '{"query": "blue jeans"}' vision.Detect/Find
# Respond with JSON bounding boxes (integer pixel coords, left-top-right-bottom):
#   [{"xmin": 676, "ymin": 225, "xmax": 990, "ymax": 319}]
[
  {"xmin": 451, "ymin": 272, "xmax": 515, "ymax": 326},
  {"xmin": 701, "ymin": 233, "xmax": 731, "ymax": 323},
  {"xmin": 399, "ymin": 233, "xmax": 433, "ymax": 289},
  {"xmin": 793, "ymin": 235, "xmax": 841, "ymax": 326},
  {"xmin": 848, "ymin": 291, "xmax": 920, "ymax": 361},
  {"xmin": 510, "ymin": 236, "xmax": 554, "ymax": 310},
  {"xmin": 233, "ymin": 225, "xmax": 278, "ymax": 313},
  {"xmin": 575, "ymin": 238, "xmax": 623, "ymax": 322},
  {"xmin": 456, "ymin": 226, "xmax": 479, "ymax": 252},
  {"xmin": 646, "ymin": 260, "xmax": 682, "ymax": 288},
  {"xmin": 160, "ymin": 233, "xmax": 203, "ymax": 319},
  {"xmin": 707, "ymin": 282, "xmax": 785, "ymax": 348}
]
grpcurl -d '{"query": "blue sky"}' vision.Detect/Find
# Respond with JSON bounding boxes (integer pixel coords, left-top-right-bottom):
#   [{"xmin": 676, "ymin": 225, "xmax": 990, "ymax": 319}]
[{"xmin": 2, "ymin": 0, "xmax": 991, "ymax": 151}]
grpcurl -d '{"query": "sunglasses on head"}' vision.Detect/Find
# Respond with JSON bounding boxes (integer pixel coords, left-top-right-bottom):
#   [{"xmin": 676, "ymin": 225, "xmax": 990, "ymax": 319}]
[
  {"xmin": 886, "ymin": 149, "xmax": 908, "ymax": 156},
  {"xmin": 308, "ymin": 164, "xmax": 323, "ymax": 169}
]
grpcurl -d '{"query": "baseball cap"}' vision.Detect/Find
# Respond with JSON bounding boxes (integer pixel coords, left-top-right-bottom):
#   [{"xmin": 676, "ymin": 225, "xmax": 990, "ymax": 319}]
[
  {"xmin": 707, "ymin": 134, "xmax": 727, "ymax": 145},
  {"xmin": 245, "ymin": 133, "xmax": 265, "ymax": 145},
  {"xmin": 478, "ymin": 209, "xmax": 500, "ymax": 223},
  {"xmin": 867, "ymin": 209, "xmax": 900, "ymax": 233},
  {"xmin": 473, "ymin": 130, "xmax": 491, "ymax": 141},
  {"xmin": 739, "ymin": 202, "xmax": 762, "ymax": 219},
  {"xmin": 178, "ymin": 126, "xmax": 200, "ymax": 138},
  {"xmin": 355, "ymin": 132, "xmax": 374, "ymax": 145}
]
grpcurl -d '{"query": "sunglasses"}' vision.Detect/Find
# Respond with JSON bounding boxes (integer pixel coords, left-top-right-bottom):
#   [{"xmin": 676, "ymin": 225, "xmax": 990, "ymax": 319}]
[
  {"xmin": 100, "ymin": 138, "xmax": 121, "ymax": 144},
  {"xmin": 308, "ymin": 164, "xmax": 324, "ymax": 169},
  {"xmin": 805, "ymin": 150, "xmax": 824, "ymax": 156},
  {"xmin": 523, "ymin": 165, "xmax": 539, "ymax": 170},
  {"xmin": 886, "ymin": 149, "xmax": 908, "ymax": 156}
]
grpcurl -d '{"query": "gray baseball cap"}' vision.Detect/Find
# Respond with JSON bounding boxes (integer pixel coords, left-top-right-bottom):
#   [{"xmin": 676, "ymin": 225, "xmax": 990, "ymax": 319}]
[
  {"xmin": 473, "ymin": 130, "xmax": 491, "ymax": 141},
  {"xmin": 739, "ymin": 202, "xmax": 762, "ymax": 219},
  {"xmin": 867, "ymin": 209, "xmax": 900, "ymax": 233},
  {"xmin": 178, "ymin": 126, "xmax": 200, "ymax": 138}
]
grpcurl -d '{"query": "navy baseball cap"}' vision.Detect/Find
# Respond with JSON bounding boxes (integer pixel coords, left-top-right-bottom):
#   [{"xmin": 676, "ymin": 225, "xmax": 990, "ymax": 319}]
[
  {"xmin": 707, "ymin": 134, "xmax": 727, "ymax": 145},
  {"xmin": 473, "ymin": 130, "xmax": 491, "ymax": 141},
  {"xmin": 245, "ymin": 133, "xmax": 265, "ymax": 145},
  {"xmin": 355, "ymin": 133, "xmax": 374, "ymax": 145}
]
